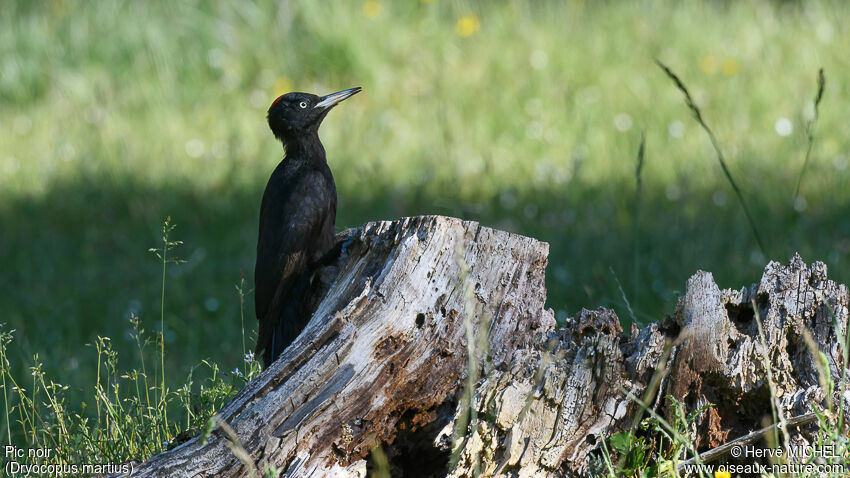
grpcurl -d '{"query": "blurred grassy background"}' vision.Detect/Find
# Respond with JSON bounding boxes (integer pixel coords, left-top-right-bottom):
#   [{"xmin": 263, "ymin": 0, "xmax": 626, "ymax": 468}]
[{"xmin": 1, "ymin": 0, "xmax": 849, "ymax": 404}]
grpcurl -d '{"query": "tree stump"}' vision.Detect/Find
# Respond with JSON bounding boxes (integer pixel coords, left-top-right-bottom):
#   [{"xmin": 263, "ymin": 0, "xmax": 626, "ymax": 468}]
[
  {"xmin": 120, "ymin": 217, "xmax": 849, "ymax": 477},
  {"xmin": 124, "ymin": 216, "xmax": 555, "ymax": 477},
  {"xmin": 448, "ymin": 254, "xmax": 849, "ymax": 476}
]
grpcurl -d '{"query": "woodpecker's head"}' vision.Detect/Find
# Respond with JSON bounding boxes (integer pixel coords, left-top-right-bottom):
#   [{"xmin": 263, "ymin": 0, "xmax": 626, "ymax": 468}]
[{"xmin": 267, "ymin": 87, "xmax": 361, "ymax": 143}]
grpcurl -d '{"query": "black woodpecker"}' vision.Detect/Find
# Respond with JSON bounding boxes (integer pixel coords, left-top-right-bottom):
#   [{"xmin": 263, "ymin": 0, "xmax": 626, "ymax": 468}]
[{"xmin": 255, "ymin": 87, "xmax": 361, "ymax": 367}]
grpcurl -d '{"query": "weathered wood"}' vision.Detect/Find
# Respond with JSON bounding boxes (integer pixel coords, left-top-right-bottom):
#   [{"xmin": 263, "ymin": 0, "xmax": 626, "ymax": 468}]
[
  {"xmin": 122, "ymin": 216, "xmax": 556, "ymax": 477},
  {"xmin": 677, "ymin": 412, "xmax": 818, "ymax": 469},
  {"xmin": 446, "ymin": 308, "xmax": 673, "ymax": 477},
  {"xmin": 448, "ymin": 253, "xmax": 849, "ymax": 476},
  {"xmin": 668, "ymin": 254, "xmax": 849, "ymax": 450},
  {"xmin": 122, "ymin": 216, "xmax": 849, "ymax": 477}
]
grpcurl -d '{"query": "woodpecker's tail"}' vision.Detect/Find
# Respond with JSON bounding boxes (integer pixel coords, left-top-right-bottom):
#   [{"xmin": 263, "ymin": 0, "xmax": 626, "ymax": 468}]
[{"xmin": 262, "ymin": 271, "xmax": 312, "ymax": 367}]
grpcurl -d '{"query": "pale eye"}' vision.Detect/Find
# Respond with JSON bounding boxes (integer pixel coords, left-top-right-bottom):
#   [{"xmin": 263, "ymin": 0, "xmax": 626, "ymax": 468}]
[{"xmin": 299, "ymin": 101, "xmax": 307, "ymax": 109}]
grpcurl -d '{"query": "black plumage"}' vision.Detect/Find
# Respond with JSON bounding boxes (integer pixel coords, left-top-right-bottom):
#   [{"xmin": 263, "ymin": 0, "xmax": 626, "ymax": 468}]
[{"xmin": 255, "ymin": 87, "xmax": 361, "ymax": 367}]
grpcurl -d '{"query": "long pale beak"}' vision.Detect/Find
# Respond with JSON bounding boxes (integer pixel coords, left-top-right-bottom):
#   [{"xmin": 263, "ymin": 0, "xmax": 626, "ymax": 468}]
[{"xmin": 315, "ymin": 87, "xmax": 361, "ymax": 109}]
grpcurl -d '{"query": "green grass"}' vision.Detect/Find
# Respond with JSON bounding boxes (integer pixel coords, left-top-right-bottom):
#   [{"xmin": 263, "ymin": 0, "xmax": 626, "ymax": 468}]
[
  {"xmin": 1, "ymin": 0, "xmax": 850, "ymax": 461},
  {"xmin": 0, "ymin": 219, "xmax": 263, "ymax": 467}
]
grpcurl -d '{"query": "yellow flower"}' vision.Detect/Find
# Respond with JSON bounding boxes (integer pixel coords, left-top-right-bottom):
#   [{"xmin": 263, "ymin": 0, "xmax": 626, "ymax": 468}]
[
  {"xmin": 699, "ymin": 55, "xmax": 718, "ymax": 74},
  {"xmin": 273, "ymin": 76, "xmax": 293, "ymax": 96},
  {"xmin": 721, "ymin": 58, "xmax": 740, "ymax": 76},
  {"xmin": 362, "ymin": 1, "xmax": 381, "ymax": 19},
  {"xmin": 455, "ymin": 14, "xmax": 480, "ymax": 37},
  {"xmin": 714, "ymin": 468, "xmax": 731, "ymax": 478}
]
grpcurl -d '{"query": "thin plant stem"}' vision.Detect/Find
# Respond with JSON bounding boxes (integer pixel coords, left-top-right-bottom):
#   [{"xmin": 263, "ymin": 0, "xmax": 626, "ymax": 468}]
[
  {"xmin": 610, "ymin": 267, "xmax": 636, "ymax": 324},
  {"xmin": 657, "ymin": 60, "xmax": 767, "ymax": 257},
  {"xmin": 0, "ymin": 328, "xmax": 12, "ymax": 445},
  {"xmin": 632, "ymin": 133, "xmax": 645, "ymax": 316},
  {"xmin": 449, "ymin": 239, "xmax": 487, "ymax": 476},
  {"xmin": 794, "ymin": 68, "xmax": 826, "ymax": 203},
  {"xmin": 148, "ymin": 217, "xmax": 185, "ymax": 443},
  {"xmin": 159, "ymin": 224, "xmax": 168, "ymax": 434},
  {"xmin": 751, "ymin": 298, "xmax": 790, "ymax": 461}
]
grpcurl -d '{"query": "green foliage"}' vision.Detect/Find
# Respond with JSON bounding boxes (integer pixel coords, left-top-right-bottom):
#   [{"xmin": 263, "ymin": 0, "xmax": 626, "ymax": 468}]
[
  {"xmin": 609, "ymin": 430, "xmax": 651, "ymax": 477},
  {"xmin": 0, "ymin": 218, "xmax": 262, "ymax": 466},
  {"xmin": 598, "ymin": 396, "xmax": 714, "ymax": 478}
]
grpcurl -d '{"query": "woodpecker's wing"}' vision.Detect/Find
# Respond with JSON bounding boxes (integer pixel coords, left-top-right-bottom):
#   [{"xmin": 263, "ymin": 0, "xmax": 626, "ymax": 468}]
[{"xmin": 254, "ymin": 167, "xmax": 336, "ymax": 357}]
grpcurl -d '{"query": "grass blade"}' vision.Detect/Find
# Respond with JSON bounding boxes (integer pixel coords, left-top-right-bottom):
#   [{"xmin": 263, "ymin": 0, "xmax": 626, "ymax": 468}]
[
  {"xmin": 793, "ymin": 68, "xmax": 826, "ymax": 203},
  {"xmin": 656, "ymin": 60, "xmax": 767, "ymax": 257},
  {"xmin": 632, "ymin": 133, "xmax": 645, "ymax": 314}
]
